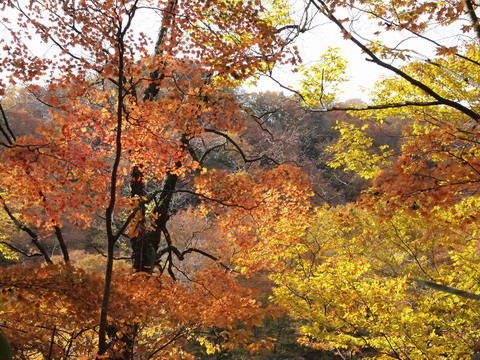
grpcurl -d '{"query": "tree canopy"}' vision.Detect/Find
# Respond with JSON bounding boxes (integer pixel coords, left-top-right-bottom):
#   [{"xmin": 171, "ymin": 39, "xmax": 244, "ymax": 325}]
[{"xmin": 0, "ymin": 0, "xmax": 479, "ymax": 359}]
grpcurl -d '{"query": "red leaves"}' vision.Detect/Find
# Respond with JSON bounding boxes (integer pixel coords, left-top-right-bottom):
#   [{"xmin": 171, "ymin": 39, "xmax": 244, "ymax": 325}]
[
  {"xmin": 435, "ymin": 46, "xmax": 459, "ymax": 56},
  {"xmin": 0, "ymin": 0, "xmax": 310, "ymax": 357},
  {"xmin": 0, "ymin": 264, "xmax": 269, "ymax": 359}
]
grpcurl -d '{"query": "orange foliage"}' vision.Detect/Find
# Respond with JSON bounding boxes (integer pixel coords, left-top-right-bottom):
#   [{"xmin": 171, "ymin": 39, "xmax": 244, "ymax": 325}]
[
  {"xmin": 0, "ymin": 264, "xmax": 270, "ymax": 359},
  {"xmin": 0, "ymin": 0, "xmax": 308, "ymax": 358}
]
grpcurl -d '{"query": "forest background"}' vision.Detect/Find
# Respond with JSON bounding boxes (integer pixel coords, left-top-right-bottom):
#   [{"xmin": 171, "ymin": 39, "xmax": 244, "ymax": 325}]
[{"xmin": 0, "ymin": 0, "xmax": 479, "ymax": 359}]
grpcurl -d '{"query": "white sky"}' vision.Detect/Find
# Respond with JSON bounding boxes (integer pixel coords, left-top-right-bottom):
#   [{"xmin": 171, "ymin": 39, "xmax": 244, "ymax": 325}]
[
  {"xmin": 248, "ymin": 25, "xmax": 391, "ymax": 102},
  {"xmin": 244, "ymin": 1, "xmax": 467, "ymax": 102},
  {"xmin": 242, "ymin": 2, "xmax": 392, "ymax": 102},
  {"xmin": 1, "ymin": 0, "xmax": 459, "ymax": 102}
]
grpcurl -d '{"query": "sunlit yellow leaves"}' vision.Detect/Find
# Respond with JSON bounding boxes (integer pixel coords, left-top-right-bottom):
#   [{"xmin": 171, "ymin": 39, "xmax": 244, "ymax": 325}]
[
  {"xmin": 197, "ymin": 336, "xmax": 222, "ymax": 354},
  {"xmin": 272, "ymin": 202, "xmax": 480, "ymax": 359},
  {"xmin": 267, "ymin": 1, "xmax": 480, "ymax": 359},
  {"xmin": 262, "ymin": 0, "xmax": 292, "ymax": 27},
  {"xmin": 298, "ymin": 47, "xmax": 348, "ymax": 108},
  {"xmin": 0, "ymin": 197, "xmax": 19, "ymax": 261},
  {"xmin": 327, "ymin": 122, "xmax": 393, "ymax": 179}
]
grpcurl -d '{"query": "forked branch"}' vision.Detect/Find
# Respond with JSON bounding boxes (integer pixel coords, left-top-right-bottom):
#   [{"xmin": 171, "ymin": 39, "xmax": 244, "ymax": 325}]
[{"xmin": 0, "ymin": 196, "xmax": 53, "ymax": 264}]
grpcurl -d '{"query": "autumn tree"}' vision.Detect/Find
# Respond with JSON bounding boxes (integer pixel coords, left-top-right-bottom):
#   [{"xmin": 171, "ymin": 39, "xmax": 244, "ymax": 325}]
[
  {"xmin": 273, "ymin": 202, "xmax": 480, "ymax": 359},
  {"xmin": 0, "ymin": 0, "xmax": 314, "ymax": 358},
  {"xmin": 270, "ymin": 0, "xmax": 480, "ymax": 359},
  {"xmin": 293, "ymin": 0, "xmax": 480, "ymax": 243}
]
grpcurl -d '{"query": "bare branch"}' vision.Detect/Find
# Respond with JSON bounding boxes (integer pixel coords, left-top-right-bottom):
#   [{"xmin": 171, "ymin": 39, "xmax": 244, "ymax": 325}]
[
  {"xmin": 205, "ymin": 128, "xmax": 279, "ymax": 165},
  {"xmin": 351, "ymin": 5, "xmax": 480, "ymax": 66},
  {"xmin": 91, "ymin": 246, "xmax": 132, "ymax": 261},
  {"xmin": 199, "ymin": 142, "xmax": 226, "ymax": 166},
  {"xmin": 147, "ymin": 330, "xmax": 184, "ymax": 360},
  {"xmin": 157, "ymin": 245, "xmax": 233, "ymax": 272},
  {"xmin": 0, "ymin": 196, "xmax": 53, "ymax": 264},
  {"xmin": 181, "ymin": 247, "xmax": 233, "ymax": 272},
  {"xmin": 263, "ymin": 73, "xmax": 306, "ymax": 102},
  {"xmin": 47, "ymin": 326, "xmax": 56, "ymax": 360},
  {"xmin": 243, "ymin": 108, "xmax": 276, "ymax": 141},
  {"xmin": 171, "ymin": 189, "xmax": 258, "ymax": 210},
  {"xmin": 310, "ymin": 0, "xmax": 480, "ymax": 121},
  {"xmin": 315, "ymin": 101, "xmax": 443, "ymax": 112},
  {"xmin": 412, "ymin": 278, "xmax": 480, "ymax": 301},
  {"xmin": 0, "ymin": 241, "xmax": 42, "ymax": 258}
]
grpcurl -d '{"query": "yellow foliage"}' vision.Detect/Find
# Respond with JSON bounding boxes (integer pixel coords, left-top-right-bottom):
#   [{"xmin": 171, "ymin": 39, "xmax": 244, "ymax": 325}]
[
  {"xmin": 298, "ymin": 47, "xmax": 348, "ymax": 108},
  {"xmin": 0, "ymin": 201, "xmax": 19, "ymax": 261},
  {"xmin": 326, "ymin": 122, "xmax": 393, "ymax": 179},
  {"xmin": 272, "ymin": 203, "xmax": 480, "ymax": 358}
]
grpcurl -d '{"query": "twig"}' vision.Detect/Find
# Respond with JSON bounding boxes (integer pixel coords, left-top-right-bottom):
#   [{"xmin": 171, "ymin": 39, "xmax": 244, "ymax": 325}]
[{"xmin": 314, "ymin": 101, "xmax": 443, "ymax": 112}]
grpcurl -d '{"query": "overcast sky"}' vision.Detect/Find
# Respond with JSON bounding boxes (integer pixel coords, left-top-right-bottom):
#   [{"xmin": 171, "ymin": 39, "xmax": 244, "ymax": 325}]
[
  {"xmin": 1, "ymin": 0, "xmax": 451, "ymax": 103},
  {"xmin": 246, "ymin": 1, "xmax": 457, "ymax": 102},
  {"xmin": 248, "ymin": 24, "xmax": 390, "ymax": 102}
]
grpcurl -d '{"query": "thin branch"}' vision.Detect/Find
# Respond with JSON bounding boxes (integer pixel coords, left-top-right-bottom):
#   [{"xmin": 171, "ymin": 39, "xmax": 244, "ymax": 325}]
[
  {"xmin": 199, "ymin": 142, "xmax": 226, "ymax": 166},
  {"xmin": 147, "ymin": 330, "xmax": 184, "ymax": 360},
  {"xmin": 275, "ymin": 24, "xmax": 307, "ymax": 34},
  {"xmin": 47, "ymin": 325, "xmax": 56, "ymax": 360},
  {"xmin": 412, "ymin": 278, "xmax": 480, "ymax": 301},
  {"xmin": 263, "ymin": 73, "xmax": 306, "ymax": 101},
  {"xmin": 181, "ymin": 247, "xmax": 233, "ymax": 272},
  {"xmin": 310, "ymin": 0, "xmax": 480, "ymax": 121},
  {"xmin": 390, "ymin": 222, "xmax": 435, "ymax": 281},
  {"xmin": 92, "ymin": 246, "xmax": 132, "ymax": 261},
  {"xmin": 0, "ymin": 241, "xmax": 42, "ymax": 258},
  {"xmin": 0, "ymin": 196, "xmax": 52, "ymax": 264},
  {"xmin": 352, "ymin": 5, "xmax": 480, "ymax": 66},
  {"xmin": 171, "ymin": 189, "xmax": 257, "ymax": 210},
  {"xmin": 243, "ymin": 109, "xmax": 276, "ymax": 141},
  {"xmin": 157, "ymin": 245, "xmax": 234, "ymax": 272},
  {"xmin": 316, "ymin": 101, "xmax": 443, "ymax": 112},
  {"xmin": 205, "ymin": 128, "xmax": 279, "ymax": 165}
]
